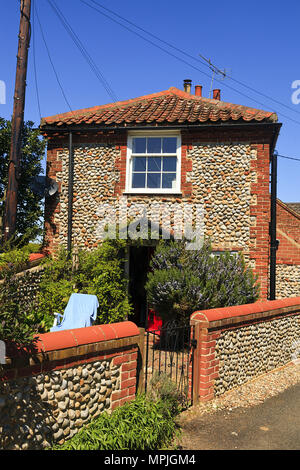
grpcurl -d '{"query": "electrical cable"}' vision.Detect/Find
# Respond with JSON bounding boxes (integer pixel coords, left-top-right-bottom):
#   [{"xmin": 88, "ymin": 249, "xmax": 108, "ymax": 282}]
[
  {"xmin": 87, "ymin": 0, "xmax": 300, "ymax": 120},
  {"xmin": 277, "ymin": 154, "xmax": 300, "ymax": 162},
  {"xmin": 80, "ymin": 0, "xmax": 300, "ymax": 127},
  {"xmin": 47, "ymin": 0, "xmax": 118, "ymax": 103},
  {"xmin": 34, "ymin": 1, "xmax": 74, "ymax": 113}
]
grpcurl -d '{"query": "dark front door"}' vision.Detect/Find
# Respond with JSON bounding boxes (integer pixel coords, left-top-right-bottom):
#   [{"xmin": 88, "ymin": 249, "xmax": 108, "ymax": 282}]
[{"xmin": 128, "ymin": 245, "xmax": 150, "ymax": 327}]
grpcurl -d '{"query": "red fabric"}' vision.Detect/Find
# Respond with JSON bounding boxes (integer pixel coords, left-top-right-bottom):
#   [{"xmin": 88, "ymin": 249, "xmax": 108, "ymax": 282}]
[{"xmin": 147, "ymin": 308, "xmax": 162, "ymax": 332}]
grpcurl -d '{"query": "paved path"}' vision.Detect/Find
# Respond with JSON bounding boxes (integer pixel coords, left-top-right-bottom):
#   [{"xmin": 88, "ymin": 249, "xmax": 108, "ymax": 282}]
[{"xmin": 179, "ymin": 382, "xmax": 300, "ymax": 450}]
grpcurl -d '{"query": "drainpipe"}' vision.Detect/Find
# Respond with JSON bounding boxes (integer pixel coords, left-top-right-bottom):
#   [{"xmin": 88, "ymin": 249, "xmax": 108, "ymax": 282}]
[
  {"xmin": 269, "ymin": 150, "xmax": 277, "ymax": 300},
  {"xmin": 67, "ymin": 131, "xmax": 73, "ymax": 254}
]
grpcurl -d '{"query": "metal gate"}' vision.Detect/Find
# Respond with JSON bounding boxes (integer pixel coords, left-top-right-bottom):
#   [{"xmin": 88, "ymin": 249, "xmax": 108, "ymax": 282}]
[{"xmin": 144, "ymin": 321, "xmax": 196, "ymax": 404}]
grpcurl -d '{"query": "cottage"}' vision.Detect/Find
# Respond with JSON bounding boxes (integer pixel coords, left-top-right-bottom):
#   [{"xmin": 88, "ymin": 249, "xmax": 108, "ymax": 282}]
[{"xmin": 40, "ymin": 80, "xmax": 299, "ymax": 325}]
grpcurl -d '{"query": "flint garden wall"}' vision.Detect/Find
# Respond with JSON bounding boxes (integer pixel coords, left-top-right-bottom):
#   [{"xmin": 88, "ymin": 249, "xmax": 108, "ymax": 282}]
[
  {"xmin": 191, "ymin": 297, "xmax": 300, "ymax": 402},
  {"xmin": 0, "ymin": 321, "xmax": 143, "ymax": 450}
]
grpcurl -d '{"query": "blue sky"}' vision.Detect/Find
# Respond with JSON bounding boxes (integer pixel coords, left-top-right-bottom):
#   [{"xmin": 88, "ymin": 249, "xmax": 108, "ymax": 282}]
[{"xmin": 1, "ymin": 0, "xmax": 300, "ymax": 202}]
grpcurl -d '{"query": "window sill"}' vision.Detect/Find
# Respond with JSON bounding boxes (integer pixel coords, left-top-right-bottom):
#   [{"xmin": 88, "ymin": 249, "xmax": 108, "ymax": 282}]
[{"xmin": 123, "ymin": 190, "xmax": 182, "ymax": 196}]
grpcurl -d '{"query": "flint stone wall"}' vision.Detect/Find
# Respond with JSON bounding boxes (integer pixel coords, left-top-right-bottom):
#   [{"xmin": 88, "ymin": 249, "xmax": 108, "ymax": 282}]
[
  {"xmin": 0, "ymin": 264, "xmax": 44, "ymax": 316},
  {"xmin": 276, "ymin": 264, "xmax": 300, "ymax": 299},
  {"xmin": 0, "ymin": 321, "xmax": 141, "ymax": 450},
  {"xmin": 191, "ymin": 297, "xmax": 300, "ymax": 402},
  {"xmin": 215, "ymin": 314, "xmax": 300, "ymax": 395},
  {"xmin": 50, "ymin": 142, "xmax": 254, "ymax": 252},
  {"xmin": 0, "ymin": 359, "xmax": 120, "ymax": 449}
]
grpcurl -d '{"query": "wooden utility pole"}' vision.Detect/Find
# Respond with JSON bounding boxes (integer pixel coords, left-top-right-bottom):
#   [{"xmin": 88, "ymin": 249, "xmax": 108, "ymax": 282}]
[{"xmin": 3, "ymin": 0, "xmax": 31, "ymax": 242}]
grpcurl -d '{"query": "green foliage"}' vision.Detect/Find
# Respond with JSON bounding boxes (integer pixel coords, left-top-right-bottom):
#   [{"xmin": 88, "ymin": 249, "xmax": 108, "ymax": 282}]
[
  {"xmin": 0, "ymin": 248, "xmax": 29, "ymax": 279},
  {"xmin": 33, "ymin": 248, "xmax": 73, "ymax": 331},
  {"xmin": 0, "ymin": 242, "xmax": 42, "ymax": 279},
  {"xmin": 0, "ymin": 239, "xmax": 132, "ymax": 340},
  {"xmin": 0, "ymin": 242, "xmax": 45, "ymax": 343},
  {"xmin": 146, "ymin": 239, "xmax": 260, "ymax": 325},
  {"xmin": 0, "ymin": 270, "xmax": 37, "ymax": 347},
  {"xmin": 51, "ymin": 394, "xmax": 178, "ymax": 450},
  {"xmin": 149, "ymin": 372, "xmax": 188, "ymax": 416},
  {"xmin": 33, "ymin": 239, "xmax": 132, "ymax": 332},
  {"xmin": 0, "ymin": 118, "xmax": 46, "ymax": 246}
]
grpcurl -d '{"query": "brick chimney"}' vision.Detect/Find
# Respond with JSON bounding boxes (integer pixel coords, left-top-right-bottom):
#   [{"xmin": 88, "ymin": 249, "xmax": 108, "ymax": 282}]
[
  {"xmin": 183, "ymin": 79, "xmax": 192, "ymax": 93},
  {"xmin": 195, "ymin": 85, "xmax": 202, "ymax": 97},
  {"xmin": 213, "ymin": 89, "xmax": 221, "ymax": 100}
]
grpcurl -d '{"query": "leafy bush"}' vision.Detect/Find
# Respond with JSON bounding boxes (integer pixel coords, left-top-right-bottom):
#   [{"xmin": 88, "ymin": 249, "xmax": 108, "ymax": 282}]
[
  {"xmin": 0, "ymin": 242, "xmax": 45, "ymax": 345},
  {"xmin": 32, "ymin": 239, "xmax": 132, "ymax": 332},
  {"xmin": 0, "ymin": 270, "xmax": 38, "ymax": 347},
  {"xmin": 0, "ymin": 242, "xmax": 42, "ymax": 279},
  {"xmin": 149, "ymin": 372, "xmax": 188, "ymax": 416},
  {"xmin": 74, "ymin": 239, "xmax": 132, "ymax": 324},
  {"xmin": 146, "ymin": 239, "xmax": 259, "ymax": 325},
  {"xmin": 0, "ymin": 239, "xmax": 132, "ymax": 341},
  {"xmin": 0, "ymin": 249, "xmax": 29, "ymax": 279},
  {"xmin": 51, "ymin": 394, "xmax": 178, "ymax": 450}
]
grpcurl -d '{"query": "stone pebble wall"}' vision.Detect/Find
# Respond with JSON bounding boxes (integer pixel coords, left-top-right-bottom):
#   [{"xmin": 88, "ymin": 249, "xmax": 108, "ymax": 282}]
[
  {"xmin": 0, "ymin": 266, "xmax": 44, "ymax": 315},
  {"xmin": 214, "ymin": 314, "xmax": 300, "ymax": 396},
  {"xmin": 15, "ymin": 267, "xmax": 44, "ymax": 314},
  {"xmin": 0, "ymin": 359, "xmax": 121, "ymax": 450},
  {"xmin": 52, "ymin": 142, "xmax": 254, "ymax": 254},
  {"xmin": 187, "ymin": 143, "xmax": 253, "ymax": 249},
  {"xmin": 276, "ymin": 264, "xmax": 300, "ymax": 299}
]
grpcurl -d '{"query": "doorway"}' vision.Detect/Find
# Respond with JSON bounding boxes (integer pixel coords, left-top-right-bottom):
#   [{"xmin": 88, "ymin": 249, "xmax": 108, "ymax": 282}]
[{"xmin": 128, "ymin": 244, "xmax": 162, "ymax": 329}]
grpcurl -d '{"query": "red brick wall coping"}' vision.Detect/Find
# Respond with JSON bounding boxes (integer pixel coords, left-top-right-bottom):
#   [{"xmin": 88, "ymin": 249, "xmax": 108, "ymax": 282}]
[
  {"xmin": 191, "ymin": 297, "xmax": 300, "ymax": 328},
  {"xmin": 28, "ymin": 253, "xmax": 46, "ymax": 262},
  {"xmin": 34, "ymin": 321, "xmax": 140, "ymax": 353}
]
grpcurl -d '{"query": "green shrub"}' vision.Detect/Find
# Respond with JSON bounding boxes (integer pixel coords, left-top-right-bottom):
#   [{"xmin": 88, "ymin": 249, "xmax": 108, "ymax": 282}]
[
  {"xmin": 51, "ymin": 394, "xmax": 178, "ymax": 450},
  {"xmin": 149, "ymin": 372, "xmax": 188, "ymax": 416},
  {"xmin": 0, "ymin": 270, "xmax": 37, "ymax": 347},
  {"xmin": 0, "ymin": 242, "xmax": 42, "ymax": 279},
  {"xmin": 33, "ymin": 248, "xmax": 73, "ymax": 331},
  {"xmin": 146, "ymin": 239, "xmax": 260, "ymax": 325},
  {"xmin": 74, "ymin": 239, "xmax": 132, "ymax": 324},
  {"xmin": 0, "ymin": 239, "xmax": 132, "ymax": 341},
  {"xmin": 32, "ymin": 239, "xmax": 132, "ymax": 332}
]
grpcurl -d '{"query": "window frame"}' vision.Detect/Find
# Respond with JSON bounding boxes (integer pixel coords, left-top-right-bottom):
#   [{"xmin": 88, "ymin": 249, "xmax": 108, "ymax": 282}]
[{"xmin": 125, "ymin": 131, "xmax": 182, "ymax": 194}]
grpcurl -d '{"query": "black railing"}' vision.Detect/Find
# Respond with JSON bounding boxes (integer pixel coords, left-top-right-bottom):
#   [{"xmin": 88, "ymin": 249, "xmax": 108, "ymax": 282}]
[{"xmin": 144, "ymin": 321, "xmax": 196, "ymax": 402}]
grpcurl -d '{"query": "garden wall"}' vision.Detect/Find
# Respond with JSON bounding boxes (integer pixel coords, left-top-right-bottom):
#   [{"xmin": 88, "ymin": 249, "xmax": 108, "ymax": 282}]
[
  {"xmin": 0, "ymin": 321, "xmax": 143, "ymax": 450},
  {"xmin": 0, "ymin": 254, "xmax": 45, "ymax": 315},
  {"xmin": 191, "ymin": 297, "xmax": 300, "ymax": 402},
  {"xmin": 275, "ymin": 200, "xmax": 300, "ymax": 299}
]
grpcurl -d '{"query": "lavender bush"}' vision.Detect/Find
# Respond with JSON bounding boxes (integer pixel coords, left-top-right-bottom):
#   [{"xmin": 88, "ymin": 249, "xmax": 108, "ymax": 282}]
[{"xmin": 145, "ymin": 240, "xmax": 259, "ymax": 325}]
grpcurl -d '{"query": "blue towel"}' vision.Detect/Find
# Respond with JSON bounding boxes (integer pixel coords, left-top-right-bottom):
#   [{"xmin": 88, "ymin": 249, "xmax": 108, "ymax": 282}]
[{"xmin": 50, "ymin": 293, "xmax": 99, "ymax": 332}]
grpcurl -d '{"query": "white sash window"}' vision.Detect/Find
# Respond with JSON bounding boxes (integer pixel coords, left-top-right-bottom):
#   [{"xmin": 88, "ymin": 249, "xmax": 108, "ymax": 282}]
[{"xmin": 126, "ymin": 133, "xmax": 181, "ymax": 194}]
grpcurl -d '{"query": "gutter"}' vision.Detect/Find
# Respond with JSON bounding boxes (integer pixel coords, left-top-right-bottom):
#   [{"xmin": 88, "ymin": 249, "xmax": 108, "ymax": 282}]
[
  {"xmin": 269, "ymin": 150, "xmax": 278, "ymax": 300},
  {"xmin": 38, "ymin": 122, "xmax": 282, "ymax": 134},
  {"xmin": 269, "ymin": 123, "xmax": 281, "ymax": 300}
]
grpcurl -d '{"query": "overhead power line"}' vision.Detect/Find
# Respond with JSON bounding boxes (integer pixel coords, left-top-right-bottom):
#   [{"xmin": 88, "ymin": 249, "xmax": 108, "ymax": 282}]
[
  {"xmin": 47, "ymin": 0, "xmax": 118, "ymax": 103},
  {"xmin": 79, "ymin": 0, "xmax": 300, "ymax": 127},
  {"xmin": 278, "ymin": 153, "xmax": 300, "ymax": 162},
  {"xmin": 85, "ymin": 0, "xmax": 300, "ymax": 118},
  {"xmin": 34, "ymin": 1, "xmax": 73, "ymax": 113}
]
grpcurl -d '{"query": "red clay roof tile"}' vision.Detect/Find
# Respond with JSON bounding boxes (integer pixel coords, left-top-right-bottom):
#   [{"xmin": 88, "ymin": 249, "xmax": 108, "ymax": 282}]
[{"xmin": 40, "ymin": 87, "xmax": 278, "ymax": 129}]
